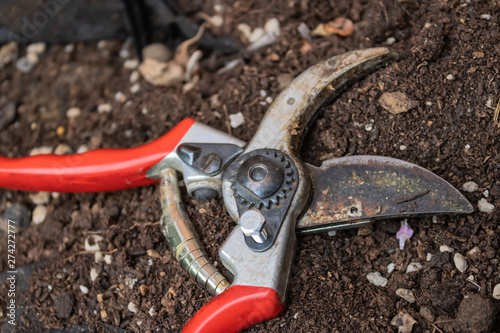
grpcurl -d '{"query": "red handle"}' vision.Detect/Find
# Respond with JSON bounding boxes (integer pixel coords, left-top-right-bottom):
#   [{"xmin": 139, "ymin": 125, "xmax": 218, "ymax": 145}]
[
  {"xmin": 182, "ymin": 285, "xmax": 284, "ymax": 333},
  {"xmin": 0, "ymin": 118, "xmax": 196, "ymax": 192}
]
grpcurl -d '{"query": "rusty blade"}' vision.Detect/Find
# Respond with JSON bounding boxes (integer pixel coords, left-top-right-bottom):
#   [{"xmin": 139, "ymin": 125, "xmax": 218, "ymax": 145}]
[{"xmin": 297, "ymin": 155, "xmax": 474, "ymax": 234}]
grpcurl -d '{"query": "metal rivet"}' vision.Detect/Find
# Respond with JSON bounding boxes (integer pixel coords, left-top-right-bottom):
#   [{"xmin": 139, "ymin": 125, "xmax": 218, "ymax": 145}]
[{"xmin": 287, "ymin": 98, "xmax": 295, "ymax": 105}]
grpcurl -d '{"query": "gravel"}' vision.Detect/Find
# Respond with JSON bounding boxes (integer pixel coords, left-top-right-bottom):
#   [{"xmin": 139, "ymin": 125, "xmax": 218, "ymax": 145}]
[
  {"xmin": 366, "ymin": 272, "xmax": 388, "ymax": 287},
  {"xmin": 454, "ymin": 253, "xmax": 468, "ymax": 273}
]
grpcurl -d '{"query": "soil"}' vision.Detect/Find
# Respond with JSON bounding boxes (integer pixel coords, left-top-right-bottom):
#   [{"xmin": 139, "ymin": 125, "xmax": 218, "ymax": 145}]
[{"xmin": 1, "ymin": 0, "xmax": 500, "ymax": 332}]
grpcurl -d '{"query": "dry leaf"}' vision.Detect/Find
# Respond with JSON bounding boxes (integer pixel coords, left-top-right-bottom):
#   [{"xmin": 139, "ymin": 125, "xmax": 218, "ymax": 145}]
[{"xmin": 147, "ymin": 249, "xmax": 162, "ymax": 258}]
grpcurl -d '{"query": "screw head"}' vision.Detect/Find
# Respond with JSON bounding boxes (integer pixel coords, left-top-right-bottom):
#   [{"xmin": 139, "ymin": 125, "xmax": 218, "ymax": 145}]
[{"xmin": 238, "ymin": 209, "xmax": 267, "ymax": 243}]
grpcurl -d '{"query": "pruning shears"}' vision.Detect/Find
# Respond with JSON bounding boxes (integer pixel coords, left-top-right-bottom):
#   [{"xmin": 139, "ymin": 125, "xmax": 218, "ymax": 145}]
[{"xmin": 0, "ymin": 48, "xmax": 473, "ymax": 332}]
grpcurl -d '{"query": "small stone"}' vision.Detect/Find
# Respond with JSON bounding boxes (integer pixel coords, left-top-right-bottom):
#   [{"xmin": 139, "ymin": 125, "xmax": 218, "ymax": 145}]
[
  {"xmin": 66, "ymin": 107, "xmax": 81, "ymax": 118},
  {"xmin": 478, "ymin": 198, "xmax": 494, "ymax": 214},
  {"xmin": 54, "ymin": 292, "xmax": 74, "ymax": 319},
  {"xmin": 419, "ymin": 306, "xmax": 435, "ymax": 322},
  {"xmin": 378, "ymin": 92, "xmax": 419, "ymax": 114},
  {"xmin": 462, "ymin": 181, "xmax": 479, "ymax": 193},
  {"xmin": 30, "ymin": 146, "xmax": 53, "ymax": 156},
  {"xmin": 357, "ymin": 225, "xmax": 373, "ymax": 236},
  {"xmin": 64, "ymin": 44, "xmax": 74, "ymax": 53},
  {"xmin": 124, "ymin": 59, "xmax": 139, "ymax": 69},
  {"xmin": 426, "ymin": 253, "xmax": 432, "ymax": 261},
  {"xmin": 440, "ymin": 245, "xmax": 454, "ymax": 253},
  {"xmin": 128, "ymin": 302, "xmax": 138, "ymax": 313},
  {"xmin": 468, "ymin": 247, "xmax": 480, "ymax": 256},
  {"xmin": 32, "ymin": 205, "xmax": 47, "ymax": 225},
  {"xmin": 366, "ymin": 272, "xmax": 388, "ymax": 287},
  {"xmin": 399, "ymin": 144, "xmax": 407, "ymax": 151},
  {"xmin": 100, "ymin": 310, "xmax": 107, "ymax": 321},
  {"xmin": 480, "ymin": 13, "xmax": 491, "ymax": 20},
  {"xmin": 84, "ymin": 235, "xmax": 103, "ymax": 252},
  {"xmin": 142, "ymin": 43, "xmax": 172, "ymax": 62},
  {"xmin": 95, "ymin": 251, "xmax": 103, "ymax": 263},
  {"xmin": 120, "ymin": 48, "xmax": 130, "ymax": 59},
  {"xmin": 328, "ymin": 230, "xmax": 337, "ymax": 236},
  {"xmin": 90, "ymin": 268, "xmax": 98, "ymax": 282},
  {"xmin": 464, "ymin": 144, "xmax": 471, "ymax": 151},
  {"xmin": 147, "ymin": 249, "xmax": 162, "ymax": 259},
  {"xmin": 391, "ymin": 312, "xmax": 416, "ymax": 333},
  {"xmin": 229, "ymin": 112, "xmax": 245, "ymax": 128},
  {"xmin": 0, "ymin": 100, "xmax": 16, "ymax": 131},
  {"xmin": 406, "ymin": 262, "xmax": 422, "ymax": 273},
  {"xmin": 249, "ymin": 27, "xmax": 265, "ymax": 43},
  {"xmin": 493, "ymin": 284, "xmax": 500, "ymax": 300},
  {"xmin": 140, "ymin": 284, "xmax": 149, "ymax": 296},
  {"xmin": 79, "ymin": 285, "xmax": 89, "ymax": 294},
  {"xmin": 97, "ymin": 103, "xmax": 112, "ymax": 114},
  {"xmin": 29, "ymin": 192, "xmax": 50, "ymax": 205},
  {"xmin": 365, "ymin": 123, "xmax": 373, "ymax": 131},
  {"xmin": 77, "ymin": 144, "xmax": 90, "ymax": 154},
  {"xmin": 104, "ymin": 254, "xmax": 112, "ymax": 264},
  {"xmin": 115, "ymin": 91, "xmax": 126, "ymax": 102},
  {"xmin": 149, "ymin": 307, "xmax": 155, "ymax": 317},
  {"xmin": 265, "ymin": 96, "xmax": 273, "ymax": 104},
  {"xmin": 54, "ymin": 144, "xmax": 72, "ymax": 155},
  {"xmin": 432, "ymin": 216, "xmax": 438, "ymax": 223},
  {"xmin": 483, "ymin": 189, "xmax": 489, "ymax": 198},
  {"xmin": 27, "ymin": 42, "xmax": 47, "ymax": 55},
  {"xmin": 264, "ymin": 18, "xmax": 280, "ymax": 35},
  {"xmin": 426, "ymin": 101, "xmax": 432, "ymax": 106},
  {"xmin": 129, "ymin": 70, "xmax": 140, "ymax": 83},
  {"xmin": 446, "ymin": 74, "xmax": 454, "ymax": 80},
  {"xmin": 297, "ymin": 22, "xmax": 311, "ymax": 40},
  {"xmin": 26, "ymin": 52, "xmax": 39, "ymax": 65},
  {"xmin": 237, "ymin": 23, "xmax": 252, "ymax": 40},
  {"xmin": 386, "ymin": 37, "xmax": 396, "ymax": 45},
  {"xmin": 97, "ymin": 293, "xmax": 104, "ymax": 302},
  {"xmin": 16, "ymin": 57, "xmax": 34, "ymax": 73},
  {"xmin": 130, "ymin": 83, "xmax": 141, "ymax": 94},
  {"xmin": 396, "ymin": 288, "xmax": 416, "ymax": 303},
  {"xmin": 454, "ymin": 253, "xmax": 468, "ymax": 273},
  {"xmin": 387, "ymin": 263, "xmax": 396, "ymax": 274}
]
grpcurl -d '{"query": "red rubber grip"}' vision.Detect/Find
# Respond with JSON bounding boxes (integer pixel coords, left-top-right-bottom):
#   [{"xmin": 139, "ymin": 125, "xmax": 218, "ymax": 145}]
[
  {"xmin": 0, "ymin": 118, "xmax": 196, "ymax": 192},
  {"xmin": 182, "ymin": 285, "xmax": 284, "ymax": 333}
]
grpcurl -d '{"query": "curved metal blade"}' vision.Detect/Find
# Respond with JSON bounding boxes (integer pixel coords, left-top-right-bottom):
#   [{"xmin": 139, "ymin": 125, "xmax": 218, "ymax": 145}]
[{"xmin": 297, "ymin": 156, "xmax": 474, "ymax": 234}]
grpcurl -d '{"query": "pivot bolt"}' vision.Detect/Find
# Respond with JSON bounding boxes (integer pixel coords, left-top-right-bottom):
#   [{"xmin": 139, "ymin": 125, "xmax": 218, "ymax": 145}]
[{"xmin": 238, "ymin": 209, "xmax": 268, "ymax": 243}]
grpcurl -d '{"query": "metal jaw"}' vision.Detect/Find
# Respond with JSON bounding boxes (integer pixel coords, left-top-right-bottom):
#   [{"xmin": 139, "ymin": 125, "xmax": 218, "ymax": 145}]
[{"xmin": 220, "ymin": 47, "xmax": 400, "ymax": 301}]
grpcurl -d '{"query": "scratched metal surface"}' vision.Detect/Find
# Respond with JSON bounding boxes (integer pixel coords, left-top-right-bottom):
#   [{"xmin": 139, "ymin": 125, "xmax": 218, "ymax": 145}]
[{"xmin": 297, "ymin": 155, "xmax": 474, "ymax": 232}]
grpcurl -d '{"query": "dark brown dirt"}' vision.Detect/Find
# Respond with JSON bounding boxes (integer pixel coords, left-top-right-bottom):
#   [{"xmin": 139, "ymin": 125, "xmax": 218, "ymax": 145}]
[{"xmin": 1, "ymin": 0, "xmax": 500, "ymax": 332}]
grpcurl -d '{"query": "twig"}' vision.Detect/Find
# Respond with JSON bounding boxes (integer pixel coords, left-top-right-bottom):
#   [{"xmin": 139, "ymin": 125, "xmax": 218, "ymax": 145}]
[
  {"xmin": 64, "ymin": 248, "xmax": 117, "ymax": 261},
  {"xmin": 128, "ymin": 221, "xmax": 160, "ymax": 230},
  {"xmin": 493, "ymin": 96, "xmax": 500, "ymax": 126},
  {"xmin": 426, "ymin": 321, "xmax": 443, "ymax": 333},
  {"xmin": 247, "ymin": 0, "xmax": 275, "ymax": 15}
]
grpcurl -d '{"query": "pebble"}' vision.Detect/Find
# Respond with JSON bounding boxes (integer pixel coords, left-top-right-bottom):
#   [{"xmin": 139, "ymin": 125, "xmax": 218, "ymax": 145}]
[
  {"xmin": 90, "ymin": 268, "xmax": 98, "ymax": 282},
  {"xmin": 95, "ymin": 251, "xmax": 104, "ymax": 263},
  {"xmin": 454, "ymin": 253, "xmax": 468, "ymax": 273},
  {"xmin": 29, "ymin": 192, "xmax": 50, "ymax": 205},
  {"xmin": 130, "ymin": 83, "xmax": 141, "ymax": 94},
  {"xmin": 297, "ymin": 22, "xmax": 311, "ymax": 40},
  {"xmin": 229, "ymin": 112, "xmax": 245, "ymax": 128},
  {"xmin": 77, "ymin": 144, "xmax": 90, "ymax": 154},
  {"xmin": 265, "ymin": 96, "xmax": 273, "ymax": 104},
  {"xmin": 387, "ymin": 263, "xmax": 396, "ymax": 274},
  {"xmin": 104, "ymin": 254, "xmax": 112, "ymax": 264},
  {"xmin": 129, "ymin": 70, "xmax": 140, "ymax": 83},
  {"xmin": 54, "ymin": 143, "xmax": 72, "ymax": 155},
  {"xmin": 0, "ymin": 100, "xmax": 17, "ymax": 131},
  {"xmin": 366, "ymin": 272, "xmax": 388, "ymax": 287},
  {"xmin": 399, "ymin": 144, "xmax": 407, "ymax": 151},
  {"xmin": 483, "ymin": 189, "xmax": 489, "ymax": 198},
  {"xmin": 84, "ymin": 235, "xmax": 103, "ymax": 252},
  {"xmin": 386, "ymin": 37, "xmax": 396, "ymax": 45},
  {"xmin": 406, "ymin": 262, "xmax": 422, "ymax": 273},
  {"xmin": 66, "ymin": 107, "xmax": 81, "ymax": 118},
  {"xmin": 493, "ymin": 284, "xmax": 500, "ymax": 300},
  {"xmin": 115, "ymin": 91, "xmax": 126, "ymax": 102},
  {"xmin": 79, "ymin": 285, "xmax": 89, "ymax": 294},
  {"xmin": 32, "ymin": 205, "xmax": 47, "ymax": 225},
  {"xmin": 432, "ymin": 216, "xmax": 438, "ymax": 223},
  {"xmin": 419, "ymin": 306, "xmax": 435, "ymax": 322},
  {"xmin": 480, "ymin": 13, "xmax": 491, "ymax": 20},
  {"xmin": 26, "ymin": 52, "xmax": 39, "ymax": 65},
  {"xmin": 264, "ymin": 18, "xmax": 280, "ymax": 35},
  {"xmin": 27, "ymin": 42, "xmax": 46, "ymax": 55},
  {"xmin": 328, "ymin": 230, "xmax": 337, "ymax": 236},
  {"xmin": 426, "ymin": 253, "xmax": 432, "ymax": 261},
  {"xmin": 464, "ymin": 144, "xmax": 471, "ymax": 151},
  {"xmin": 478, "ymin": 198, "xmax": 494, "ymax": 214},
  {"xmin": 100, "ymin": 310, "xmax": 107, "ymax": 321},
  {"xmin": 51, "ymin": 192, "xmax": 60, "ymax": 199},
  {"xmin": 64, "ymin": 44, "xmax": 74, "ymax": 53},
  {"xmin": 97, "ymin": 103, "xmax": 112, "ymax": 113},
  {"xmin": 440, "ymin": 245, "xmax": 454, "ymax": 253},
  {"xmin": 468, "ymin": 247, "xmax": 480, "ymax": 256},
  {"xmin": 249, "ymin": 27, "xmax": 265, "ymax": 43},
  {"xmin": 462, "ymin": 181, "xmax": 479, "ymax": 193},
  {"xmin": 396, "ymin": 288, "xmax": 416, "ymax": 303},
  {"xmin": 149, "ymin": 307, "xmax": 155, "ymax": 317},
  {"xmin": 124, "ymin": 59, "xmax": 139, "ymax": 69},
  {"xmin": 446, "ymin": 74, "xmax": 454, "ymax": 80},
  {"xmin": 237, "ymin": 23, "xmax": 252, "ymax": 40},
  {"xmin": 142, "ymin": 43, "xmax": 172, "ymax": 62},
  {"xmin": 16, "ymin": 57, "xmax": 34, "ymax": 73},
  {"xmin": 364, "ymin": 123, "xmax": 373, "ymax": 131},
  {"xmin": 128, "ymin": 302, "xmax": 138, "ymax": 313},
  {"xmin": 30, "ymin": 146, "xmax": 53, "ymax": 156},
  {"xmin": 378, "ymin": 92, "xmax": 419, "ymax": 114}
]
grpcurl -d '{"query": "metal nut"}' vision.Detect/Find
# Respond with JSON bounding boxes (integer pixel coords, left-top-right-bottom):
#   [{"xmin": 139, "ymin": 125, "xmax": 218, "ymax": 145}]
[{"xmin": 238, "ymin": 209, "xmax": 268, "ymax": 243}]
